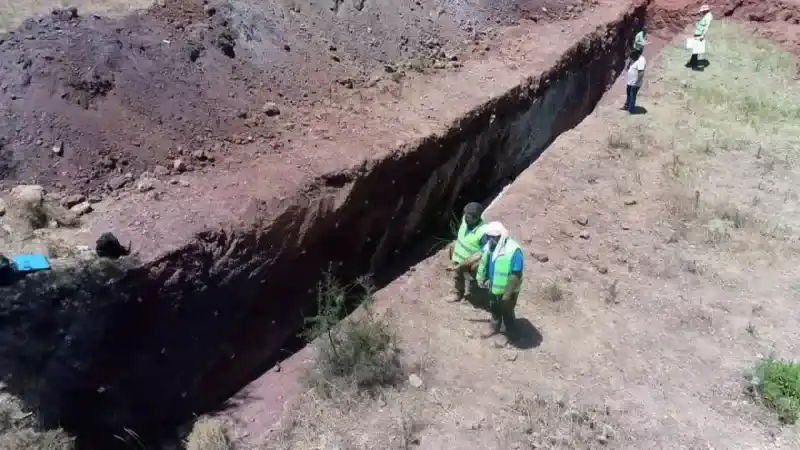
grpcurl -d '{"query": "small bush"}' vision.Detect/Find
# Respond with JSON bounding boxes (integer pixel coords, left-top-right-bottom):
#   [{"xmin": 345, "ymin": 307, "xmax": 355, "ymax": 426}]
[
  {"xmin": 746, "ymin": 357, "xmax": 800, "ymax": 424},
  {"xmin": 0, "ymin": 398, "xmax": 75, "ymax": 450},
  {"xmin": 303, "ymin": 273, "xmax": 403, "ymax": 396},
  {"xmin": 185, "ymin": 416, "xmax": 233, "ymax": 450}
]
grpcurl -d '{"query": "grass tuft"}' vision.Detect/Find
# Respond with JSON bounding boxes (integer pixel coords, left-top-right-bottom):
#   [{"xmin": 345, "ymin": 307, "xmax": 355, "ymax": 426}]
[
  {"xmin": 185, "ymin": 416, "xmax": 234, "ymax": 450},
  {"xmin": 303, "ymin": 272, "xmax": 404, "ymax": 397},
  {"xmin": 746, "ymin": 357, "xmax": 800, "ymax": 424}
]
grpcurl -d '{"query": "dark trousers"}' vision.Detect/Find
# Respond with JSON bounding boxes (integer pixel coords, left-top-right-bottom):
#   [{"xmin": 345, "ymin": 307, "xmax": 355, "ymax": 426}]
[
  {"xmin": 453, "ymin": 262, "xmax": 479, "ymax": 298},
  {"xmin": 489, "ymin": 291, "xmax": 519, "ymax": 335},
  {"xmin": 625, "ymin": 85, "xmax": 640, "ymax": 114}
]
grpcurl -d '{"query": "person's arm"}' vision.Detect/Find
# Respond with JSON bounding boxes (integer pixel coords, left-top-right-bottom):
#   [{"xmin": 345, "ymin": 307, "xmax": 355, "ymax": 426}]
[
  {"xmin": 503, "ymin": 249, "xmax": 524, "ymax": 301},
  {"xmin": 636, "ymin": 59, "xmax": 646, "ymax": 86}
]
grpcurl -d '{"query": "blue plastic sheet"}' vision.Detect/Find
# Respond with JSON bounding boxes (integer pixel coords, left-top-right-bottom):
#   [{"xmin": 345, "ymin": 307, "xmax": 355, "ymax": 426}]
[{"xmin": 11, "ymin": 253, "xmax": 51, "ymax": 272}]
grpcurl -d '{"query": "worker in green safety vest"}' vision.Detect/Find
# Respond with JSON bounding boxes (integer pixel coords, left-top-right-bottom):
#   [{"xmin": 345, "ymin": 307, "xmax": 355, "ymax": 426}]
[
  {"xmin": 446, "ymin": 202, "xmax": 487, "ymax": 303},
  {"xmin": 475, "ymin": 221, "xmax": 524, "ymax": 339},
  {"xmin": 686, "ymin": 5, "xmax": 712, "ymax": 70},
  {"xmin": 633, "ymin": 26, "xmax": 647, "ymax": 52}
]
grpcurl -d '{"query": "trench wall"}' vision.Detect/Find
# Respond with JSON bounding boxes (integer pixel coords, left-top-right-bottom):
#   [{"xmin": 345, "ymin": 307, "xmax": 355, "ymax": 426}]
[{"xmin": 0, "ymin": 1, "xmax": 646, "ymax": 445}]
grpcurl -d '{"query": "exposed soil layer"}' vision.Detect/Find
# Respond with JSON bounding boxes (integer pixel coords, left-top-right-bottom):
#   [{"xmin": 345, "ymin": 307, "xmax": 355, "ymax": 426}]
[
  {"xmin": 0, "ymin": 0, "xmax": 594, "ymax": 195},
  {"xmin": 0, "ymin": 1, "xmax": 646, "ymax": 447}
]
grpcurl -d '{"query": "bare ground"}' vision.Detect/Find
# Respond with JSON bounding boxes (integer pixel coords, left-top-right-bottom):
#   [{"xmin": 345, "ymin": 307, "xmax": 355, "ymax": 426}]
[{"xmin": 252, "ymin": 22, "xmax": 800, "ymax": 450}]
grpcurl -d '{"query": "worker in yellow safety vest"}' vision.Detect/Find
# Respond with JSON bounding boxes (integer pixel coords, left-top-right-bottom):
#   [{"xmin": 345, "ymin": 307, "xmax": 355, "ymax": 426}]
[
  {"xmin": 446, "ymin": 202, "xmax": 487, "ymax": 303},
  {"xmin": 475, "ymin": 221, "xmax": 524, "ymax": 338}
]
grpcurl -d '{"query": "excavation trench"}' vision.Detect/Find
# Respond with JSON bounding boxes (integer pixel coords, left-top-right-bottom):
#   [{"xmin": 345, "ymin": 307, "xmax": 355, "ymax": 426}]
[{"xmin": 0, "ymin": 3, "xmax": 646, "ymax": 448}]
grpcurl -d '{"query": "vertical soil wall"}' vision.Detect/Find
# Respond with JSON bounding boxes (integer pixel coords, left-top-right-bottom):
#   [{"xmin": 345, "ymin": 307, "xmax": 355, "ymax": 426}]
[{"xmin": 0, "ymin": 2, "xmax": 646, "ymax": 446}]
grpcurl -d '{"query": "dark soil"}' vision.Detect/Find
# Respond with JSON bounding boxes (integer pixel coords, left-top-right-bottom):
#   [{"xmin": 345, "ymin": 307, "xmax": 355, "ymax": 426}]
[{"xmin": 0, "ymin": 0, "xmax": 591, "ymax": 196}]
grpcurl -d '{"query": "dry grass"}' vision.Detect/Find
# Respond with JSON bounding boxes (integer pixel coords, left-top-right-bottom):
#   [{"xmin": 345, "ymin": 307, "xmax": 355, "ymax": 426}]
[
  {"xmin": 185, "ymin": 416, "xmax": 234, "ymax": 450},
  {"xmin": 0, "ymin": 0, "xmax": 154, "ymax": 33},
  {"xmin": 0, "ymin": 394, "xmax": 75, "ymax": 450},
  {"xmin": 302, "ymin": 273, "xmax": 404, "ymax": 398}
]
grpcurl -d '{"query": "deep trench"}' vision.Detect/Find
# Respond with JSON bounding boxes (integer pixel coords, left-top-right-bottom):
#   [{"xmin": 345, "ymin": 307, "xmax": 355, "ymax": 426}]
[{"xmin": 0, "ymin": 4, "xmax": 647, "ymax": 449}]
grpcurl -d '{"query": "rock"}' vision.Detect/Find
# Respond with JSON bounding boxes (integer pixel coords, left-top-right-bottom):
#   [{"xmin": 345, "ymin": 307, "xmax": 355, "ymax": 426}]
[
  {"xmin": 136, "ymin": 177, "xmax": 155, "ymax": 193},
  {"xmin": 153, "ymin": 165, "xmax": 170, "ymax": 177},
  {"xmin": 0, "ymin": 254, "xmax": 18, "ymax": 286},
  {"xmin": 70, "ymin": 201, "xmax": 93, "ymax": 216},
  {"xmin": 574, "ymin": 216, "xmax": 589, "ymax": 226},
  {"xmin": 408, "ymin": 374, "xmax": 423, "ymax": 389},
  {"xmin": 96, "ymin": 232, "xmax": 131, "ymax": 259},
  {"xmin": 173, "ymin": 158, "xmax": 186, "ymax": 172},
  {"xmin": 596, "ymin": 265, "xmax": 609, "ymax": 274},
  {"xmin": 60, "ymin": 194, "xmax": 86, "ymax": 208},
  {"xmin": 623, "ymin": 198, "xmax": 637, "ymax": 206},
  {"xmin": 88, "ymin": 195, "xmax": 103, "ymax": 204},
  {"xmin": 10, "ymin": 184, "xmax": 45, "ymax": 206},
  {"xmin": 191, "ymin": 150, "xmax": 207, "ymax": 161},
  {"xmin": 108, "ymin": 176, "xmax": 129, "ymax": 190},
  {"xmin": 530, "ymin": 251, "xmax": 549, "ymax": 262},
  {"xmin": 432, "ymin": 61, "xmax": 446, "ymax": 69},
  {"xmin": 0, "ymin": 198, "xmax": 5, "ymax": 217},
  {"xmin": 177, "ymin": 178, "xmax": 190, "ymax": 187},
  {"xmin": 262, "ymin": 102, "xmax": 281, "ymax": 116},
  {"xmin": 505, "ymin": 351, "xmax": 519, "ymax": 362},
  {"xmin": 620, "ymin": 224, "xmax": 630, "ymax": 230},
  {"xmin": 52, "ymin": 141, "xmax": 63, "ymax": 156},
  {"xmin": 99, "ymin": 155, "xmax": 116, "ymax": 169},
  {"xmin": 578, "ymin": 230, "xmax": 590, "ymax": 240}
]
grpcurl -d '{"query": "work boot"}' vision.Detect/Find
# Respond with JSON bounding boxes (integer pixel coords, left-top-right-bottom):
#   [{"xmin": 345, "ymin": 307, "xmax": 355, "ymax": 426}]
[{"xmin": 481, "ymin": 319, "xmax": 501, "ymax": 339}]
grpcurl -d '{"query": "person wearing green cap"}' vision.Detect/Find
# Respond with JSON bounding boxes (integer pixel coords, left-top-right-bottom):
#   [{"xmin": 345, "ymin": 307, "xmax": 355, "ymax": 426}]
[{"xmin": 446, "ymin": 202, "xmax": 487, "ymax": 303}]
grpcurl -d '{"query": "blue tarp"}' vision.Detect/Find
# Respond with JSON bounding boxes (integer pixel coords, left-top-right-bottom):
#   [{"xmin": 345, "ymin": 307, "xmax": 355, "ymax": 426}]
[{"xmin": 11, "ymin": 253, "xmax": 51, "ymax": 272}]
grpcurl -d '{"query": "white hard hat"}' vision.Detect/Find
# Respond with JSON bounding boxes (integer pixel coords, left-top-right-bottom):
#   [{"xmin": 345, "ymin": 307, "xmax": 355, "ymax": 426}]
[{"xmin": 699, "ymin": 4, "xmax": 710, "ymax": 12}]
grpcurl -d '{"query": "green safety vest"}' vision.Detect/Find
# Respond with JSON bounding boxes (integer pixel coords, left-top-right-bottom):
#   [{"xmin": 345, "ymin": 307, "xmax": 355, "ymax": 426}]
[
  {"xmin": 451, "ymin": 219, "xmax": 486, "ymax": 264},
  {"xmin": 695, "ymin": 14, "xmax": 711, "ymax": 37},
  {"xmin": 476, "ymin": 239, "xmax": 523, "ymax": 295},
  {"xmin": 633, "ymin": 31, "xmax": 645, "ymax": 51}
]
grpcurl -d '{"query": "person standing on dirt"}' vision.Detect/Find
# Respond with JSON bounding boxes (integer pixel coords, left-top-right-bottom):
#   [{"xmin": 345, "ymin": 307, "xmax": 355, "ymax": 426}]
[
  {"xmin": 446, "ymin": 202, "xmax": 487, "ymax": 303},
  {"xmin": 475, "ymin": 221, "xmax": 523, "ymax": 339},
  {"xmin": 625, "ymin": 49, "xmax": 646, "ymax": 114},
  {"xmin": 633, "ymin": 25, "xmax": 648, "ymax": 52},
  {"xmin": 687, "ymin": 5, "xmax": 712, "ymax": 70}
]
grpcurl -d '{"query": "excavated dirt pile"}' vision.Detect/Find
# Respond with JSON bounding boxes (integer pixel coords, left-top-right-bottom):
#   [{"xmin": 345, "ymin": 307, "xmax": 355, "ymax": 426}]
[{"xmin": 0, "ymin": 0, "xmax": 593, "ymax": 194}]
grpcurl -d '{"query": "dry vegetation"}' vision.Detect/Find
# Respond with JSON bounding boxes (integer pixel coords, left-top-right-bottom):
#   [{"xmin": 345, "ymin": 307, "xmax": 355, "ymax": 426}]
[
  {"xmin": 0, "ymin": 392, "xmax": 74, "ymax": 450},
  {"xmin": 254, "ymin": 22, "xmax": 800, "ymax": 449}
]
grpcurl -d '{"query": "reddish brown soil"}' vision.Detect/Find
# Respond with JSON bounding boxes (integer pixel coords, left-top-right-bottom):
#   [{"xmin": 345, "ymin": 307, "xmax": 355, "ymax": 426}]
[{"xmin": 0, "ymin": 0, "xmax": 593, "ymax": 196}]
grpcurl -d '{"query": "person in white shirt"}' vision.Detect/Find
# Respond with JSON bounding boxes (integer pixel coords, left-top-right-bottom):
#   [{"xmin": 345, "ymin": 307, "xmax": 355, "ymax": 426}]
[
  {"xmin": 687, "ymin": 5, "xmax": 712, "ymax": 70},
  {"xmin": 625, "ymin": 49, "xmax": 646, "ymax": 114}
]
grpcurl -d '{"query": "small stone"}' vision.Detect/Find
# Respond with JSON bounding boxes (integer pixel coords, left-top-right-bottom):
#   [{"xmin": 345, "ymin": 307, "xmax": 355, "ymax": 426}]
[
  {"xmin": 52, "ymin": 141, "xmax": 63, "ymax": 156},
  {"xmin": 530, "ymin": 251, "xmax": 549, "ymax": 262},
  {"xmin": 574, "ymin": 216, "xmax": 589, "ymax": 226},
  {"xmin": 621, "ymin": 224, "xmax": 630, "ymax": 230},
  {"xmin": 87, "ymin": 195, "xmax": 103, "ymax": 204},
  {"xmin": 408, "ymin": 374, "xmax": 423, "ymax": 389},
  {"xmin": 623, "ymin": 198, "xmax": 637, "ymax": 206},
  {"xmin": 0, "ymin": 199, "xmax": 5, "ymax": 217},
  {"xmin": 191, "ymin": 150, "xmax": 207, "ymax": 161},
  {"xmin": 177, "ymin": 178, "xmax": 190, "ymax": 187},
  {"xmin": 596, "ymin": 265, "xmax": 608, "ymax": 274},
  {"xmin": 432, "ymin": 61, "xmax": 446, "ymax": 69},
  {"xmin": 136, "ymin": 177, "xmax": 155, "ymax": 193},
  {"xmin": 505, "ymin": 351, "xmax": 519, "ymax": 362},
  {"xmin": 70, "ymin": 201, "xmax": 93, "ymax": 216},
  {"xmin": 99, "ymin": 155, "xmax": 116, "ymax": 169},
  {"xmin": 10, "ymin": 185, "xmax": 45, "ymax": 206},
  {"xmin": 108, "ymin": 176, "xmax": 129, "ymax": 190},
  {"xmin": 60, "ymin": 194, "xmax": 85, "ymax": 208},
  {"xmin": 261, "ymin": 102, "xmax": 280, "ymax": 116},
  {"xmin": 578, "ymin": 230, "xmax": 590, "ymax": 240},
  {"xmin": 153, "ymin": 165, "xmax": 170, "ymax": 177},
  {"xmin": 173, "ymin": 158, "xmax": 186, "ymax": 172}
]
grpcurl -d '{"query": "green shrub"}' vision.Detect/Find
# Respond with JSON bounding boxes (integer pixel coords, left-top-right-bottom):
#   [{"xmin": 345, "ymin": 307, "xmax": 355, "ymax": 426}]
[{"xmin": 746, "ymin": 357, "xmax": 800, "ymax": 424}]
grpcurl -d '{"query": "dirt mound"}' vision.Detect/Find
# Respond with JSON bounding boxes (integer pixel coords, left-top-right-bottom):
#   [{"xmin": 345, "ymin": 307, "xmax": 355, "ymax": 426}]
[{"xmin": 0, "ymin": 0, "xmax": 591, "ymax": 196}]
